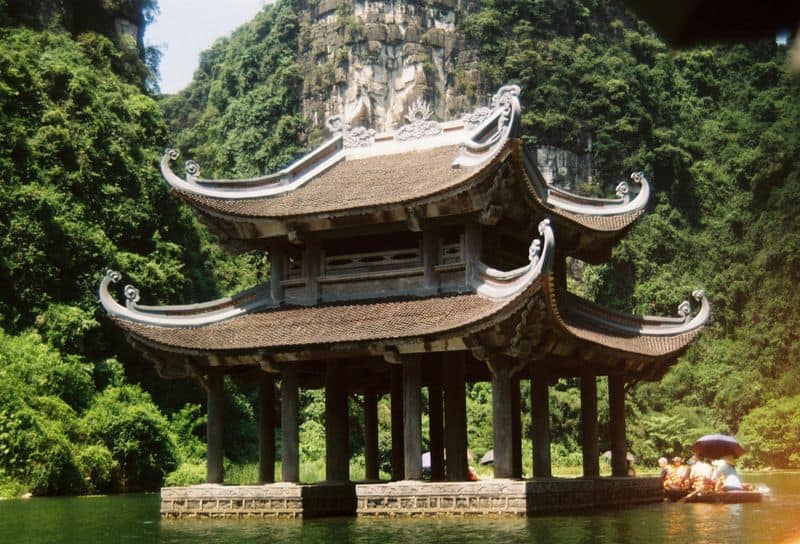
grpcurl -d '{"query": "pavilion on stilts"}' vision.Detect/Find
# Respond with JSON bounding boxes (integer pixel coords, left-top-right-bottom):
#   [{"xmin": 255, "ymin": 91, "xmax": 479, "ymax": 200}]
[{"xmin": 100, "ymin": 85, "xmax": 709, "ymax": 517}]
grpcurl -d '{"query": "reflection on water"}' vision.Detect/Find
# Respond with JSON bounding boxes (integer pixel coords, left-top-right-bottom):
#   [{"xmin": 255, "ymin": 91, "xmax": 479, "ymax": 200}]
[{"xmin": 4, "ymin": 473, "xmax": 800, "ymax": 544}]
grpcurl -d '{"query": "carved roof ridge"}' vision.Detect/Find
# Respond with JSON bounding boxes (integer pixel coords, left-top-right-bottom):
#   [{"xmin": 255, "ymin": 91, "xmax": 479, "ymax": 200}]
[
  {"xmin": 545, "ymin": 280, "xmax": 710, "ymax": 340},
  {"xmin": 519, "ymin": 144, "xmax": 651, "ymax": 219},
  {"xmin": 159, "ymin": 85, "xmax": 521, "ymax": 201},
  {"xmin": 470, "ymin": 218, "xmax": 555, "ymax": 300},
  {"xmin": 98, "ymin": 270, "xmax": 277, "ymax": 328}
]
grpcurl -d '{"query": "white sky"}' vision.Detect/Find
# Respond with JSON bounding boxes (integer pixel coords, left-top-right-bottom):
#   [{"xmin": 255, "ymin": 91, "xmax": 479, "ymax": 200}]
[{"xmin": 146, "ymin": 0, "xmax": 270, "ymax": 94}]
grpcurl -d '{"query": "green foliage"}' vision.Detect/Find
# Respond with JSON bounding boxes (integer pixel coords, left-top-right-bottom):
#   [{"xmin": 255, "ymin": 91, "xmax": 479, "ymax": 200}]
[
  {"xmin": 169, "ymin": 404, "xmax": 207, "ymax": 463},
  {"xmin": 81, "ymin": 385, "xmax": 177, "ymax": 491},
  {"xmin": 738, "ymin": 395, "xmax": 800, "ymax": 469},
  {"xmin": 160, "ymin": 0, "xmax": 307, "ymax": 179},
  {"xmin": 164, "ymin": 462, "xmax": 206, "ymax": 487},
  {"xmin": 0, "ymin": 330, "xmax": 86, "ymax": 495},
  {"xmin": 75, "ymin": 444, "xmax": 116, "ymax": 494}
]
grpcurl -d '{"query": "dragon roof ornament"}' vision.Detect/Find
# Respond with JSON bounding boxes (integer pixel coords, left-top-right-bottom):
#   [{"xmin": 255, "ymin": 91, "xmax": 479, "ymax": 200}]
[
  {"xmin": 568, "ymin": 288, "xmax": 711, "ymax": 337},
  {"xmin": 326, "ymin": 115, "xmax": 376, "ymax": 148},
  {"xmin": 470, "ymin": 218, "xmax": 555, "ymax": 300},
  {"xmin": 452, "ymin": 85, "xmax": 521, "ymax": 169},
  {"xmin": 98, "ymin": 270, "xmax": 276, "ymax": 327},
  {"xmin": 520, "ymin": 143, "xmax": 651, "ymax": 217}
]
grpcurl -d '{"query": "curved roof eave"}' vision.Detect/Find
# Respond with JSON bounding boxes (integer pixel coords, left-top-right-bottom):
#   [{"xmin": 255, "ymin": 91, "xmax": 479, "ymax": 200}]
[
  {"xmin": 516, "ymin": 143, "xmax": 650, "ymax": 232},
  {"xmin": 99, "ymin": 220, "xmax": 555, "ymax": 352},
  {"xmin": 543, "ymin": 278, "xmax": 710, "ymax": 357}
]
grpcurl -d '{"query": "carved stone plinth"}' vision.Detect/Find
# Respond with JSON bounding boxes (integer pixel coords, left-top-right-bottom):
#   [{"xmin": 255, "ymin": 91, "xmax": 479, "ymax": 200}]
[{"xmin": 161, "ymin": 478, "xmax": 662, "ymax": 518}]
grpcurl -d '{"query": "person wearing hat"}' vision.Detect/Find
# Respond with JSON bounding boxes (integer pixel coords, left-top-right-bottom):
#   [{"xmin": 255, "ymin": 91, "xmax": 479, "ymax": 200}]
[
  {"xmin": 689, "ymin": 456, "xmax": 715, "ymax": 493},
  {"xmin": 664, "ymin": 456, "xmax": 690, "ymax": 491},
  {"xmin": 713, "ymin": 455, "xmax": 744, "ymax": 491}
]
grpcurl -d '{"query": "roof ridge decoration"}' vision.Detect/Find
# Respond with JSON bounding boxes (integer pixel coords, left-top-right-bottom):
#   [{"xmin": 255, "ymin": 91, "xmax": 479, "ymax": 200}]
[
  {"xmin": 452, "ymin": 84, "xmax": 521, "ymax": 169},
  {"xmin": 325, "ymin": 115, "xmax": 376, "ymax": 148},
  {"xmin": 520, "ymin": 146, "xmax": 651, "ymax": 217},
  {"xmin": 470, "ymin": 218, "xmax": 555, "ymax": 300},
  {"xmin": 159, "ymin": 134, "xmax": 346, "ymax": 200},
  {"xmin": 99, "ymin": 270, "xmax": 277, "ymax": 327},
  {"xmin": 566, "ymin": 289, "xmax": 710, "ymax": 337},
  {"xmin": 394, "ymin": 98, "xmax": 443, "ymax": 142}
]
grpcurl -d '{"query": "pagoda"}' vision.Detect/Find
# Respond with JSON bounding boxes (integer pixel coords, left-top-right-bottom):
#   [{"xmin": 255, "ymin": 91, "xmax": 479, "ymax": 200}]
[{"xmin": 100, "ymin": 85, "xmax": 709, "ymax": 517}]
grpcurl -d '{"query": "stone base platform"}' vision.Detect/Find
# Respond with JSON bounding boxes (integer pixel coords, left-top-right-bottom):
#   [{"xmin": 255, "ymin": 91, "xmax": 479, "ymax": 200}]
[{"xmin": 161, "ymin": 477, "xmax": 662, "ymax": 518}]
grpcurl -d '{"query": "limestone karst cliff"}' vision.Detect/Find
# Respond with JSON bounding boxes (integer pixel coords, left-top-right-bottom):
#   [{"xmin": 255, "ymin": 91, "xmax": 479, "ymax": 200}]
[{"xmin": 297, "ymin": 0, "xmax": 481, "ymax": 133}]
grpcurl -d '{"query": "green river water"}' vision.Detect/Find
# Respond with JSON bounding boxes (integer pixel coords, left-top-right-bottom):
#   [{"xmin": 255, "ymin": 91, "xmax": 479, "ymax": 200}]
[{"xmin": 2, "ymin": 473, "xmax": 799, "ymax": 543}]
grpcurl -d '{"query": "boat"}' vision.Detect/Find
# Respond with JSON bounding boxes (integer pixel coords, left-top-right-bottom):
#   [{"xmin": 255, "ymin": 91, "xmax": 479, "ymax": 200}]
[{"xmin": 683, "ymin": 490, "xmax": 763, "ymax": 503}]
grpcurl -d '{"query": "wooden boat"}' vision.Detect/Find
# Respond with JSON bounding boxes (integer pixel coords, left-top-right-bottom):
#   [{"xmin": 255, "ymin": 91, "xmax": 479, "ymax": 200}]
[
  {"xmin": 664, "ymin": 488, "xmax": 690, "ymax": 502},
  {"xmin": 684, "ymin": 490, "xmax": 763, "ymax": 503}
]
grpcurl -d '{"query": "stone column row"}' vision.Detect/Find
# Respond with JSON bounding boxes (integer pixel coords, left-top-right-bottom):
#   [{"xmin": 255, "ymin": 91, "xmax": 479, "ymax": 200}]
[{"xmin": 203, "ymin": 358, "xmax": 628, "ymax": 485}]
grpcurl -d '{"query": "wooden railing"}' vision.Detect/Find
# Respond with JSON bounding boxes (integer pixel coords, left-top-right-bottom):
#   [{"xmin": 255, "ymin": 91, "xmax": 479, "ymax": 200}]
[
  {"xmin": 286, "ymin": 258, "xmax": 303, "ymax": 280},
  {"xmin": 323, "ymin": 247, "xmax": 422, "ymax": 276},
  {"xmin": 440, "ymin": 240, "xmax": 464, "ymax": 265}
]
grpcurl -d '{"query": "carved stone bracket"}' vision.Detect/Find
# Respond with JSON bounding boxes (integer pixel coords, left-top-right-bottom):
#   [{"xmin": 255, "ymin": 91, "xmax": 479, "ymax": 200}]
[{"xmin": 383, "ymin": 346, "xmax": 402, "ymax": 365}]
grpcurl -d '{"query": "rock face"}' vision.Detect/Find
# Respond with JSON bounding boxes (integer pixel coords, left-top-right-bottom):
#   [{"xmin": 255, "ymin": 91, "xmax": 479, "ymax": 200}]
[
  {"xmin": 298, "ymin": 0, "xmax": 482, "ymax": 132},
  {"xmin": 536, "ymin": 145, "xmax": 594, "ymax": 191}
]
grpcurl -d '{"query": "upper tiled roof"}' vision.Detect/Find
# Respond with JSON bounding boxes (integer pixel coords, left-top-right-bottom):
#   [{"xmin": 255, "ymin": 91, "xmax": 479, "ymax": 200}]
[{"xmin": 173, "ymin": 144, "xmax": 503, "ymax": 219}]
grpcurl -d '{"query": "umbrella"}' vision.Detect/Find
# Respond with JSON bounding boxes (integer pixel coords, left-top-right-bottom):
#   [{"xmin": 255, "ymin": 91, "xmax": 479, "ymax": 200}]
[
  {"xmin": 480, "ymin": 449, "xmax": 494, "ymax": 465},
  {"xmin": 601, "ymin": 450, "xmax": 636, "ymax": 462},
  {"xmin": 691, "ymin": 434, "xmax": 746, "ymax": 459}
]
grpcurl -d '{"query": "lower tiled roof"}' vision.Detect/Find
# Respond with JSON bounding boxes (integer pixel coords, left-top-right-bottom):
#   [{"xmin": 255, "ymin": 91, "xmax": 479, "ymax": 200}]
[
  {"xmin": 114, "ymin": 293, "xmax": 509, "ymax": 351},
  {"xmin": 557, "ymin": 296, "xmax": 703, "ymax": 357}
]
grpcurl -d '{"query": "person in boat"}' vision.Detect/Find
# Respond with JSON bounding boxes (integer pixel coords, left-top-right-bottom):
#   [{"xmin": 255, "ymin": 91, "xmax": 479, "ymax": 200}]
[
  {"xmin": 689, "ymin": 456, "xmax": 715, "ymax": 493},
  {"xmin": 658, "ymin": 457, "xmax": 669, "ymax": 482},
  {"xmin": 713, "ymin": 455, "xmax": 744, "ymax": 492},
  {"xmin": 664, "ymin": 456, "xmax": 690, "ymax": 491}
]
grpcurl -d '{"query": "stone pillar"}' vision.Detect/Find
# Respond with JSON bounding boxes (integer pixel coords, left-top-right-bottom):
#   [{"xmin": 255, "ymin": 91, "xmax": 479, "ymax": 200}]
[
  {"xmin": 390, "ymin": 365, "xmax": 405, "ymax": 480},
  {"xmin": 364, "ymin": 388, "xmax": 379, "ymax": 481},
  {"xmin": 305, "ymin": 238, "xmax": 321, "ymax": 302},
  {"xmin": 444, "ymin": 352, "xmax": 469, "ymax": 481},
  {"xmin": 464, "ymin": 222, "xmax": 483, "ymax": 283},
  {"xmin": 609, "ymin": 374, "xmax": 628, "ymax": 477},
  {"xmin": 423, "ymin": 224, "xmax": 440, "ymax": 291},
  {"xmin": 206, "ymin": 367, "xmax": 224, "ymax": 484},
  {"xmin": 326, "ymin": 361, "xmax": 349, "ymax": 482},
  {"xmin": 281, "ymin": 365, "xmax": 300, "ymax": 483},
  {"xmin": 530, "ymin": 364, "xmax": 552, "ymax": 478},
  {"xmin": 580, "ymin": 372, "xmax": 600, "ymax": 478},
  {"xmin": 490, "ymin": 359, "xmax": 514, "ymax": 479},
  {"xmin": 511, "ymin": 376, "xmax": 522, "ymax": 478},
  {"xmin": 428, "ymin": 366, "xmax": 445, "ymax": 481},
  {"xmin": 258, "ymin": 373, "xmax": 275, "ymax": 483},
  {"xmin": 403, "ymin": 357, "xmax": 422, "ymax": 480},
  {"xmin": 269, "ymin": 246, "xmax": 285, "ymax": 303}
]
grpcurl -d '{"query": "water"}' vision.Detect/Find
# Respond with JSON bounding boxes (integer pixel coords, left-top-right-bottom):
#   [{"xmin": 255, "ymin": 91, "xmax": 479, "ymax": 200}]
[{"xmin": 3, "ymin": 473, "xmax": 800, "ymax": 544}]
